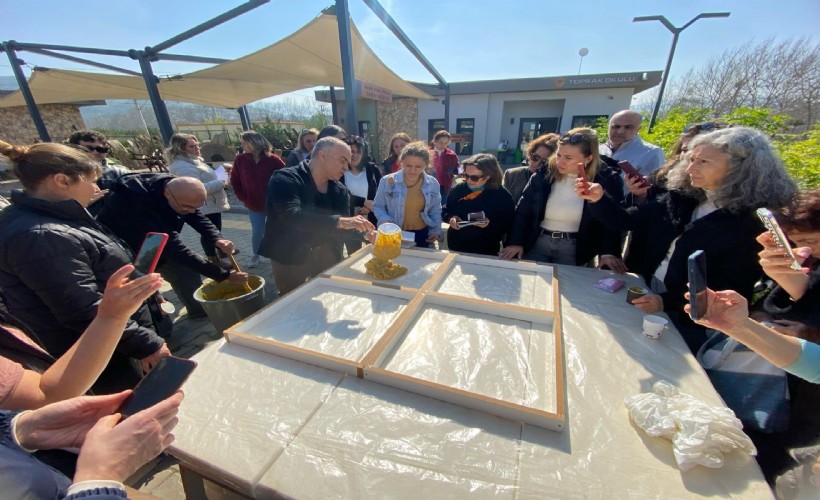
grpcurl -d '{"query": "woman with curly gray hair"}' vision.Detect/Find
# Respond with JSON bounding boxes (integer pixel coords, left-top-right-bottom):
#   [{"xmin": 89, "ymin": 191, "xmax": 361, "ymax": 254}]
[{"xmin": 577, "ymin": 126, "xmax": 798, "ymax": 352}]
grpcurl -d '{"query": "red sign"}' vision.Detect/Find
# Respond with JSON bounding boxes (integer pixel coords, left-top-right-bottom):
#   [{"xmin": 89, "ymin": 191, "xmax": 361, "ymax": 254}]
[{"xmin": 358, "ymin": 81, "xmax": 393, "ymax": 103}]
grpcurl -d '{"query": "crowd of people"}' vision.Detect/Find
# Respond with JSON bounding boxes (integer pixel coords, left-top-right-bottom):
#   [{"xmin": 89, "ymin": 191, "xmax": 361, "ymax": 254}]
[{"xmin": 0, "ymin": 109, "xmax": 817, "ymax": 497}]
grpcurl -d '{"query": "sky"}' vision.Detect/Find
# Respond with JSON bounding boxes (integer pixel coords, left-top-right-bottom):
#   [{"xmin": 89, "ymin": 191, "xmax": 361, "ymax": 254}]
[{"xmin": 2, "ymin": 0, "xmax": 818, "ymax": 104}]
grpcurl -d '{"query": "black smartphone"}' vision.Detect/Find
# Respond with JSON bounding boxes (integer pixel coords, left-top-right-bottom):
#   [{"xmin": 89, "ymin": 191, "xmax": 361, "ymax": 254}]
[
  {"xmin": 133, "ymin": 232, "xmax": 169, "ymax": 276},
  {"xmin": 688, "ymin": 250, "xmax": 707, "ymax": 321},
  {"xmin": 119, "ymin": 356, "xmax": 197, "ymax": 417}
]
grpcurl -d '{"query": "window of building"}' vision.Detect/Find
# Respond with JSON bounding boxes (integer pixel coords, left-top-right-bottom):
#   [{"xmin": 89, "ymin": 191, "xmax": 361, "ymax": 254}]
[
  {"xmin": 427, "ymin": 119, "xmax": 446, "ymax": 142},
  {"xmin": 571, "ymin": 115, "xmax": 608, "ymax": 129},
  {"xmin": 455, "ymin": 118, "xmax": 474, "ymax": 155}
]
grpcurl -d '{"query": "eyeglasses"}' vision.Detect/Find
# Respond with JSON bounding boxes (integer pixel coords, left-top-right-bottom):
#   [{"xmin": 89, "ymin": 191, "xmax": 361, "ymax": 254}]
[
  {"xmin": 461, "ymin": 173, "xmax": 486, "ymax": 182},
  {"xmin": 528, "ymin": 154, "xmax": 544, "ymax": 163},
  {"xmin": 683, "ymin": 122, "xmax": 718, "ymax": 133},
  {"xmin": 560, "ymin": 133, "xmax": 592, "ymax": 144},
  {"xmin": 83, "ymin": 146, "xmax": 109, "ymax": 154}
]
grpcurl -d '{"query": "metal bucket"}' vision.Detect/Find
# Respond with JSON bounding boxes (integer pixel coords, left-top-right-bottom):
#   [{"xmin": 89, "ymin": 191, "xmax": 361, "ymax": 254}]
[{"xmin": 193, "ymin": 275, "xmax": 266, "ymax": 335}]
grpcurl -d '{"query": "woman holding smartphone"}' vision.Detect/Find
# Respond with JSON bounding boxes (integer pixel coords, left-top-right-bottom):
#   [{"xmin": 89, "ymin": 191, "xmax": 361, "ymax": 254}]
[
  {"xmin": 373, "ymin": 141, "xmax": 442, "ymax": 248},
  {"xmin": 501, "ymin": 128, "xmax": 624, "ymax": 269},
  {"xmin": 446, "ymin": 154, "xmax": 514, "ymax": 256},
  {"xmin": 577, "ymin": 127, "xmax": 797, "ymax": 352}
]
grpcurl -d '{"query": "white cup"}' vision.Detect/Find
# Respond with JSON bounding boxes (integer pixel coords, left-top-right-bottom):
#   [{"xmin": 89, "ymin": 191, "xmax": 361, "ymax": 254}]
[{"xmin": 642, "ymin": 315, "xmax": 668, "ymax": 339}]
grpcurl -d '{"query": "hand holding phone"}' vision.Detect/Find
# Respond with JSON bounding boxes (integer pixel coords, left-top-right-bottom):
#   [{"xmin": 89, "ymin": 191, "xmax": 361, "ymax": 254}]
[
  {"xmin": 133, "ymin": 232, "xmax": 169, "ymax": 277},
  {"xmin": 119, "ymin": 356, "xmax": 197, "ymax": 417},
  {"xmin": 756, "ymin": 208, "xmax": 802, "ymax": 271},
  {"xmin": 577, "ymin": 163, "xmax": 590, "ymax": 195},
  {"xmin": 688, "ymin": 250, "xmax": 707, "ymax": 320},
  {"xmin": 618, "ymin": 161, "xmax": 651, "ymax": 188}
]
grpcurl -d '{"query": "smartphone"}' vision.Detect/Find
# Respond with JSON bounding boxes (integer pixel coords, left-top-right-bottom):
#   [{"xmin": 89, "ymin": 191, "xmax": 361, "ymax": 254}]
[
  {"xmin": 577, "ymin": 163, "xmax": 590, "ymax": 195},
  {"xmin": 133, "ymin": 232, "xmax": 169, "ymax": 276},
  {"xmin": 687, "ymin": 250, "xmax": 707, "ymax": 321},
  {"xmin": 618, "ymin": 161, "xmax": 651, "ymax": 188},
  {"xmin": 118, "ymin": 356, "xmax": 197, "ymax": 417},
  {"xmin": 756, "ymin": 208, "xmax": 802, "ymax": 271},
  {"xmin": 467, "ymin": 211, "xmax": 486, "ymax": 222}
]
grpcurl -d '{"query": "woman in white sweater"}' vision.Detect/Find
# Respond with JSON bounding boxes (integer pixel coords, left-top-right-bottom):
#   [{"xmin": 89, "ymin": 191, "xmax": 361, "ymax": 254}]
[{"xmin": 167, "ymin": 134, "xmax": 230, "ymax": 266}]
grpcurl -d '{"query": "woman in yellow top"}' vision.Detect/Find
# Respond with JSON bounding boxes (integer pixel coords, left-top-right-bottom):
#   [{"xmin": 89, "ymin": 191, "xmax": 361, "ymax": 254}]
[{"xmin": 372, "ymin": 141, "xmax": 442, "ymax": 248}]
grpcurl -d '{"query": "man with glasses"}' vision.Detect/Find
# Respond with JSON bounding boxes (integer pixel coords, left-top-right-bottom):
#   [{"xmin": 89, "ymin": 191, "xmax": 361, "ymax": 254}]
[
  {"xmin": 68, "ymin": 130, "xmax": 130, "ymax": 214},
  {"xmin": 97, "ymin": 174, "xmax": 247, "ymax": 319},
  {"xmin": 599, "ymin": 110, "xmax": 665, "ymax": 180},
  {"xmin": 502, "ymin": 133, "xmax": 559, "ymax": 204}
]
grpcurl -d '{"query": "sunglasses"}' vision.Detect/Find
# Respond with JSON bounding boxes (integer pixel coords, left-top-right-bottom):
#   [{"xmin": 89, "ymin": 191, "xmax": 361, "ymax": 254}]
[
  {"xmin": 461, "ymin": 173, "xmax": 486, "ymax": 182},
  {"xmin": 560, "ymin": 133, "xmax": 592, "ymax": 144},
  {"xmin": 84, "ymin": 146, "xmax": 109, "ymax": 154},
  {"xmin": 683, "ymin": 122, "xmax": 718, "ymax": 133},
  {"xmin": 528, "ymin": 154, "xmax": 544, "ymax": 163},
  {"xmin": 345, "ymin": 135, "xmax": 364, "ymax": 146}
]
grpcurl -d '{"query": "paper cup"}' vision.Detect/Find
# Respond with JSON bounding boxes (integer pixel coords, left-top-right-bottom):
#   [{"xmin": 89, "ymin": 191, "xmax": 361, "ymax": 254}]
[
  {"xmin": 642, "ymin": 315, "xmax": 668, "ymax": 339},
  {"xmin": 626, "ymin": 286, "xmax": 648, "ymax": 304}
]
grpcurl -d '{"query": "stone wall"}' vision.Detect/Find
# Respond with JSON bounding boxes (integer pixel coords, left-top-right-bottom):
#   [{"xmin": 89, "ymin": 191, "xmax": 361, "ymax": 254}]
[
  {"xmin": 375, "ymin": 97, "xmax": 418, "ymax": 163},
  {"xmin": 0, "ymin": 104, "xmax": 87, "ymax": 144}
]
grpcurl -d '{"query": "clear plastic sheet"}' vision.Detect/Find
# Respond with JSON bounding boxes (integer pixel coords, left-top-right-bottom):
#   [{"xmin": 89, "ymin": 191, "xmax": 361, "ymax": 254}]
[
  {"xmin": 171, "ymin": 265, "xmax": 772, "ymax": 499},
  {"xmin": 234, "ymin": 285, "xmax": 407, "ymax": 362},
  {"xmin": 379, "ymin": 304, "xmax": 556, "ymax": 413},
  {"xmin": 435, "ymin": 261, "xmax": 553, "ymax": 309}
]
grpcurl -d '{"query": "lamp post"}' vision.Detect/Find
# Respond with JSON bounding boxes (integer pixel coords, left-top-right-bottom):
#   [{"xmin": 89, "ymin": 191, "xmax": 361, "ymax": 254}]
[{"xmin": 633, "ymin": 12, "xmax": 730, "ymax": 131}]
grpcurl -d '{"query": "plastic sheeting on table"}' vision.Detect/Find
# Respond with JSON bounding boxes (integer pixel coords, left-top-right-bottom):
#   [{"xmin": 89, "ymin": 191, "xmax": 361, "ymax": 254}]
[
  {"xmin": 379, "ymin": 304, "xmax": 556, "ymax": 413},
  {"xmin": 231, "ymin": 284, "xmax": 407, "ymax": 362},
  {"xmin": 434, "ymin": 261, "xmax": 553, "ymax": 309},
  {"xmin": 171, "ymin": 265, "xmax": 773, "ymax": 499}
]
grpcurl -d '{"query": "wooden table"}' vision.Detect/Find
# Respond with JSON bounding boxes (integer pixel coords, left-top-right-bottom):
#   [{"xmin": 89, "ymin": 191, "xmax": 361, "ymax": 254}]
[{"xmin": 169, "ymin": 262, "xmax": 772, "ymax": 499}]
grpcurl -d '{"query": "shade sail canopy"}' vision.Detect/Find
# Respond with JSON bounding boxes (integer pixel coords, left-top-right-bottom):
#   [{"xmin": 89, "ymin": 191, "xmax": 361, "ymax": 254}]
[{"xmin": 0, "ymin": 12, "xmax": 432, "ymax": 109}]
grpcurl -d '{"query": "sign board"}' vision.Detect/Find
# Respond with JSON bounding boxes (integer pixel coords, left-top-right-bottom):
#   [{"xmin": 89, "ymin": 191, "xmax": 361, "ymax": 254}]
[
  {"xmin": 448, "ymin": 133, "xmax": 471, "ymax": 143},
  {"xmin": 357, "ymin": 80, "xmax": 393, "ymax": 103}
]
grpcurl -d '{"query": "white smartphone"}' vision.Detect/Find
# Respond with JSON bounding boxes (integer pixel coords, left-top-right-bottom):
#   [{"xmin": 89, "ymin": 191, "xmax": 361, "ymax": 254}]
[{"xmin": 756, "ymin": 208, "xmax": 802, "ymax": 271}]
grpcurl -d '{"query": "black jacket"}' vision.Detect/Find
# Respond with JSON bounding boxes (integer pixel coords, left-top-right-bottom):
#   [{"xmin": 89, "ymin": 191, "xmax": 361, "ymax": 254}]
[
  {"xmin": 339, "ymin": 162, "xmax": 382, "ymax": 225},
  {"xmin": 96, "ymin": 173, "xmax": 229, "ymax": 281},
  {"xmin": 0, "ymin": 190, "xmax": 163, "ymax": 360},
  {"xmin": 258, "ymin": 163, "xmax": 351, "ymax": 265},
  {"xmin": 588, "ymin": 190, "xmax": 764, "ymax": 316},
  {"xmin": 764, "ymin": 269, "xmax": 820, "ymax": 333},
  {"xmin": 446, "ymin": 183, "xmax": 515, "ymax": 256},
  {"xmin": 507, "ymin": 164, "xmax": 625, "ymax": 265}
]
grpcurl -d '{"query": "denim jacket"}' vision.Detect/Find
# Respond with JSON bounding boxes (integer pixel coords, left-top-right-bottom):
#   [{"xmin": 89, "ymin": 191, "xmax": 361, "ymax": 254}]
[{"xmin": 373, "ymin": 171, "xmax": 442, "ymax": 236}]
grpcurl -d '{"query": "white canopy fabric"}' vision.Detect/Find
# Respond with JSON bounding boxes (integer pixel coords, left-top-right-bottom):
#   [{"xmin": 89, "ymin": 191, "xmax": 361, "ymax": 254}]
[{"xmin": 0, "ymin": 12, "xmax": 432, "ymax": 109}]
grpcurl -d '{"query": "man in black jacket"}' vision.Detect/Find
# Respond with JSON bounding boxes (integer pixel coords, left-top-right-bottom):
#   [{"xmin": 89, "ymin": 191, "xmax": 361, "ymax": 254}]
[
  {"xmin": 258, "ymin": 137, "xmax": 373, "ymax": 295},
  {"xmin": 97, "ymin": 174, "xmax": 246, "ymax": 318}
]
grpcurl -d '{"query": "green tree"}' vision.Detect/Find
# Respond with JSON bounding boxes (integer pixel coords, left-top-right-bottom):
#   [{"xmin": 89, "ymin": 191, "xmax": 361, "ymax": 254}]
[
  {"xmin": 778, "ymin": 125, "xmax": 820, "ymax": 189},
  {"xmin": 253, "ymin": 117, "xmax": 299, "ymax": 149}
]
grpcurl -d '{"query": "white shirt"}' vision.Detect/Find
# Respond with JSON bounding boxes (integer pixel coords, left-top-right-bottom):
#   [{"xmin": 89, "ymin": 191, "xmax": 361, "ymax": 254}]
[
  {"xmin": 344, "ymin": 170, "xmax": 369, "ymax": 199},
  {"xmin": 540, "ymin": 176, "xmax": 584, "ymax": 232},
  {"xmin": 653, "ymin": 198, "xmax": 719, "ymax": 283}
]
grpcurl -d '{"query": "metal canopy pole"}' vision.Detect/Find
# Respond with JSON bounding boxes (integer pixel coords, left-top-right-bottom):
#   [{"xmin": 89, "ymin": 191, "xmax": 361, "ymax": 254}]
[
  {"xmin": 153, "ymin": 53, "xmax": 229, "ymax": 64},
  {"xmin": 237, "ymin": 106, "xmax": 251, "ymax": 130},
  {"xmin": 2, "ymin": 43, "xmax": 50, "ymax": 141},
  {"xmin": 329, "ymin": 86, "xmax": 339, "ymax": 125},
  {"xmin": 361, "ymin": 0, "xmax": 450, "ymax": 129},
  {"xmin": 22, "ymin": 48, "xmax": 142, "ymax": 76},
  {"xmin": 132, "ymin": 50, "xmax": 175, "ymax": 145},
  {"xmin": 335, "ymin": 0, "xmax": 358, "ymax": 134}
]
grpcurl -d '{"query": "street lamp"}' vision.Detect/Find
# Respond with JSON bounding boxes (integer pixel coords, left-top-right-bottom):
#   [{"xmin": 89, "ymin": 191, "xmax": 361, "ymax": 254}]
[{"xmin": 633, "ymin": 12, "xmax": 730, "ymax": 131}]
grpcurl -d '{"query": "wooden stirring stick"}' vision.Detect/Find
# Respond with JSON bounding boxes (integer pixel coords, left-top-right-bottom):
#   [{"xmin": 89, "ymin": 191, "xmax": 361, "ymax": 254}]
[{"xmin": 226, "ymin": 253, "xmax": 253, "ymax": 293}]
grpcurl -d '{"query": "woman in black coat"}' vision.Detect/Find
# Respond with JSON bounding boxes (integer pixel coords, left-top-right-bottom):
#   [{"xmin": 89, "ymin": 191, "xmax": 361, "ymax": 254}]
[
  {"xmin": 577, "ymin": 126, "xmax": 798, "ymax": 352},
  {"xmin": 446, "ymin": 154, "xmax": 514, "ymax": 256},
  {"xmin": 501, "ymin": 128, "xmax": 625, "ymax": 270}
]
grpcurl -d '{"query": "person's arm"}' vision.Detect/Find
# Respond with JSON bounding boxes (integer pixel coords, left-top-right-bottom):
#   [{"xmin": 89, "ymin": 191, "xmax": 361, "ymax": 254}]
[
  {"xmin": 269, "ymin": 171, "xmax": 342, "ymax": 233},
  {"xmin": 161, "ymin": 227, "xmax": 230, "ymax": 281},
  {"xmin": 427, "ymin": 177, "xmax": 443, "ymax": 237},
  {"xmin": 3, "ymin": 267, "xmax": 162, "ymax": 409},
  {"xmin": 371, "ymin": 177, "xmax": 392, "ymax": 224},
  {"xmin": 229, "ymin": 158, "xmax": 247, "ymax": 204},
  {"xmin": 688, "ymin": 288, "xmax": 806, "ymax": 371},
  {"xmin": 757, "ymin": 231, "xmax": 812, "ymax": 300}
]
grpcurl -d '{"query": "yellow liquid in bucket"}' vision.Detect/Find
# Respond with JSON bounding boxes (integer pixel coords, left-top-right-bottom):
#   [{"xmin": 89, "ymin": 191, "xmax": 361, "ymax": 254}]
[{"xmin": 199, "ymin": 275, "xmax": 262, "ymax": 301}]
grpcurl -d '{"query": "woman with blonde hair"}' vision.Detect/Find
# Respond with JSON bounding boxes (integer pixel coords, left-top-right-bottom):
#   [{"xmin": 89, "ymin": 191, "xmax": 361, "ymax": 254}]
[
  {"xmin": 231, "ymin": 130, "xmax": 286, "ymax": 268},
  {"xmin": 286, "ymin": 128, "xmax": 319, "ymax": 167},
  {"xmin": 502, "ymin": 127, "xmax": 624, "ymax": 268},
  {"xmin": 373, "ymin": 141, "xmax": 442, "ymax": 248},
  {"xmin": 167, "ymin": 133, "xmax": 230, "ymax": 267}
]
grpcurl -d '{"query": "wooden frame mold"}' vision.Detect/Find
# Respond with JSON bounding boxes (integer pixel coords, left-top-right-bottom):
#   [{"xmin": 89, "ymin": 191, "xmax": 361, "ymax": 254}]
[{"xmin": 227, "ymin": 249, "xmax": 566, "ymax": 431}]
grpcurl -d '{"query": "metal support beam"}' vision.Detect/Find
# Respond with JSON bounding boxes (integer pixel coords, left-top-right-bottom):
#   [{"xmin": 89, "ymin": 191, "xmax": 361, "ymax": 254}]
[
  {"xmin": 329, "ymin": 86, "xmax": 339, "ymax": 125},
  {"xmin": 361, "ymin": 0, "xmax": 450, "ymax": 129},
  {"xmin": 336, "ymin": 0, "xmax": 359, "ymax": 135},
  {"xmin": 335, "ymin": 0, "xmax": 358, "ymax": 133},
  {"xmin": 23, "ymin": 47, "xmax": 142, "ymax": 76},
  {"xmin": 154, "ymin": 53, "xmax": 229, "ymax": 64},
  {"xmin": 149, "ymin": 0, "xmax": 270, "ymax": 54},
  {"xmin": 8, "ymin": 41, "xmax": 131, "ymax": 58},
  {"xmin": 237, "ymin": 106, "xmax": 251, "ymax": 130},
  {"xmin": 133, "ymin": 51, "xmax": 175, "ymax": 145},
  {"xmin": 3, "ymin": 43, "xmax": 50, "ymax": 141}
]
